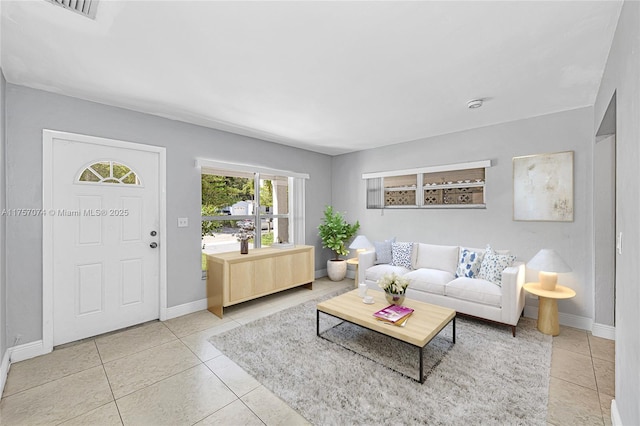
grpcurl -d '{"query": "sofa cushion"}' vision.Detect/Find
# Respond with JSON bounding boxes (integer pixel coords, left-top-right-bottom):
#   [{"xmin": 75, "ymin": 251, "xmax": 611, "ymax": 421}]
[
  {"xmin": 455, "ymin": 248, "xmax": 484, "ymax": 278},
  {"xmin": 446, "ymin": 277, "xmax": 502, "ymax": 307},
  {"xmin": 374, "ymin": 238, "xmax": 395, "ymax": 264},
  {"xmin": 478, "ymin": 245, "xmax": 517, "ymax": 286},
  {"xmin": 365, "ymin": 264, "xmax": 411, "ymax": 283},
  {"xmin": 391, "ymin": 242, "xmax": 413, "ymax": 269},
  {"xmin": 415, "ymin": 243, "xmax": 459, "ymax": 274},
  {"xmin": 404, "ymin": 268, "xmax": 455, "ymax": 296}
]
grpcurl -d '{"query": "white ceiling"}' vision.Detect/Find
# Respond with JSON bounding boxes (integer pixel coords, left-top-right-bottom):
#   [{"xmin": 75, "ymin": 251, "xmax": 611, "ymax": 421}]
[{"xmin": 0, "ymin": 1, "xmax": 622, "ymax": 155}]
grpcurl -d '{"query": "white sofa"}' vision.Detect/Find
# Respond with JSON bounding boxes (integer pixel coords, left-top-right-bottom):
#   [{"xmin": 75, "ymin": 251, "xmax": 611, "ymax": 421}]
[{"xmin": 357, "ymin": 243, "xmax": 526, "ymax": 336}]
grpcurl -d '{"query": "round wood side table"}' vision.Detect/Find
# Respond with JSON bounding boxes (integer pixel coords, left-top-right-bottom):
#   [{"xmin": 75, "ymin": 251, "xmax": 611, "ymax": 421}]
[
  {"xmin": 346, "ymin": 258, "xmax": 359, "ymax": 288},
  {"xmin": 523, "ymin": 282, "xmax": 576, "ymax": 336}
]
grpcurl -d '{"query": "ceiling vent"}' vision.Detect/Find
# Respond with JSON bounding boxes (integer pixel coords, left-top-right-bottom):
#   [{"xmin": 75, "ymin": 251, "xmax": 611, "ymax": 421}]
[{"xmin": 45, "ymin": 0, "xmax": 99, "ymax": 19}]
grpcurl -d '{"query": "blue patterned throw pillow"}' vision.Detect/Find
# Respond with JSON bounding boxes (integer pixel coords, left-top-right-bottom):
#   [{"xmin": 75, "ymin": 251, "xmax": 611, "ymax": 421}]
[
  {"xmin": 478, "ymin": 245, "xmax": 516, "ymax": 286},
  {"xmin": 391, "ymin": 242, "xmax": 413, "ymax": 269},
  {"xmin": 455, "ymin": 249, "xmax": 484, "ymax": 278}
]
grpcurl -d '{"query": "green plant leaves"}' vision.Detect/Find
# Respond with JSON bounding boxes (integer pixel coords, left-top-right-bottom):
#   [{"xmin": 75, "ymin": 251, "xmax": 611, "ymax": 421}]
[{"xmin": 318, "ymin": 206, "xmax": 360, "ymax": 259}]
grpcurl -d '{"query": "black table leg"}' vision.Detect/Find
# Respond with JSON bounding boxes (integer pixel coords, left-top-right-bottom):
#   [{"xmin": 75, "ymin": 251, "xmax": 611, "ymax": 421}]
[
  {"xmin": 453, "ymin": 316, "xmax": 456, "ymax": 344},
  {"xmin": 419, "ymin": 346, "xmax": 424, "ymax": 383},
  {"xmin": 317, "ymin": 309, "xmax": 453, "ymax": 385}
]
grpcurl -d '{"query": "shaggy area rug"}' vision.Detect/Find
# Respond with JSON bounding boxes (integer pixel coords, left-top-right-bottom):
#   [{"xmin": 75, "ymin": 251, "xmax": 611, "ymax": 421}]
[{"xmin": 210, "ymin": 291, "xmax": 552, "ymax": 425}]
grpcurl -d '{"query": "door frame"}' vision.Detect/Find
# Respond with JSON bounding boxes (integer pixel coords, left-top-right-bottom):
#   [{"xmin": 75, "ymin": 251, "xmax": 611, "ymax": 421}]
[{"xmin": 42, "ymin": 129, "xmax": 167, "ymax": 352}]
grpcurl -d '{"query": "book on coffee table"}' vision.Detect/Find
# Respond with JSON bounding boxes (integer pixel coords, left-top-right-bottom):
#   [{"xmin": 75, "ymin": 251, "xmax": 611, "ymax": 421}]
[{"xmin": 373, "ymin": 304, "xmax": 414, "ymax": 324}]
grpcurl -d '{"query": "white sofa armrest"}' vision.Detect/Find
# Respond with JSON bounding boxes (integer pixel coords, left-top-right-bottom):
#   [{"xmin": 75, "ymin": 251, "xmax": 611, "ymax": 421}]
[
  {"xmin": 358, "ymin": 250, "xmax": 376, "ymax": 284},
  {"xmin": 500, "ymin": 262, "xmax": 526, "ymax": 326}
]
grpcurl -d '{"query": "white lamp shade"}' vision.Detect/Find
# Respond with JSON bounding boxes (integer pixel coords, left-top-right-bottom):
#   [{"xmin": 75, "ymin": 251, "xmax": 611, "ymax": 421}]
[
  {"xmin": 526, "ymin": 249, "xmax": 571, "ymax": 273},
  {"xmin": 349, "ymin": 235, "xmax": 373, "ymax": 250}
]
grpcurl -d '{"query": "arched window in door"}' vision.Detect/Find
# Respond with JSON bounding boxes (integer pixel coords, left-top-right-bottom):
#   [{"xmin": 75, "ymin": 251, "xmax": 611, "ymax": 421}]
[{"xmin": 78, "ymin": 161, "xmax": 142, "ymax": 185}]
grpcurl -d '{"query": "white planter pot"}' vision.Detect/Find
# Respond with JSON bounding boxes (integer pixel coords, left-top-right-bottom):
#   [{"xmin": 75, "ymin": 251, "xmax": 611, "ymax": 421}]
[{"xmin": 327, "ymin": 259, "xmax": 347, "ymax": 281}]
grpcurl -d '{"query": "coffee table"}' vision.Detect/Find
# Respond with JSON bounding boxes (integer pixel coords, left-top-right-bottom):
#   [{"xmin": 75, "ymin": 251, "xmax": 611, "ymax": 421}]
[{"xmin": 316, "ymin": 289, "xmax": 456, "ymax": 383}]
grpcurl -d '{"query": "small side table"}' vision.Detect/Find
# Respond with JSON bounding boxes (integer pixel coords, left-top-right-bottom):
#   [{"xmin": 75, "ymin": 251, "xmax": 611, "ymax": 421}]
[
  {"xmin": 346, "ymin": 257, "xmax": 359, "ymax": 288},
  {"xmin": 523, "ymin": 282, "xmax": 576, "ymax": 336}
]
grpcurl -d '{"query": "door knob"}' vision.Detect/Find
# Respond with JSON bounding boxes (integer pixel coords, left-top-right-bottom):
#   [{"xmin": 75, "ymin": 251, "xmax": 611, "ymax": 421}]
[{"xmin": 150, "ymin": 242, "xmax": 158, "ymax": 249}]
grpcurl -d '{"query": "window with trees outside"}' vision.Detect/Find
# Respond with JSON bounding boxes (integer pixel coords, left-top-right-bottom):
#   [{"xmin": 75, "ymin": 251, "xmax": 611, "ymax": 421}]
[{"xmin": 199, "ymin": 159, "xmax": 308, "ymax": 271}]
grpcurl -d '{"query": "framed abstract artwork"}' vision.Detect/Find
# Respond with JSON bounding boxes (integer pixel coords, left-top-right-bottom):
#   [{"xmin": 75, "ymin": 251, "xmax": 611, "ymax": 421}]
[{"xmin": 513, "ymin": 151, "xmax": 574, "ymax": 222}]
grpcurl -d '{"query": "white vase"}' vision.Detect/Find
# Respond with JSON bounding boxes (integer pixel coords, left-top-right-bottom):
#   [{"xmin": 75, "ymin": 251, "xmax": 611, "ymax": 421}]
[{"xmin": 327, "ymin": 259, "xmax": 347, "ymax": 281}]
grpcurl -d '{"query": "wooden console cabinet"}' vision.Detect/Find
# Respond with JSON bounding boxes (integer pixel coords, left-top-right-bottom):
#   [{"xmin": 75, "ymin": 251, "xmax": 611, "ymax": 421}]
[{"xmin": 206, "ymin": 245, "xmax": 314, "ymax": 318}]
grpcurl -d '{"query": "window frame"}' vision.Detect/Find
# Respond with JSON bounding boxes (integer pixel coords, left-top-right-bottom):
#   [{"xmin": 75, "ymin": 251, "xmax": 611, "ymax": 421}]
[
  {"xmin": 362, "ymin": 160, "xmax": 491, "ymax": 209},
  {"xmin": 197, "ymin": 159, "xmax": 308, "ymax": 251}
]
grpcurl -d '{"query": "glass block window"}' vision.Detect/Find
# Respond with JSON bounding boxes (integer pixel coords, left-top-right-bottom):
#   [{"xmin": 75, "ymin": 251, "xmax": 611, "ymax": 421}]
[
  {"xmin": 384, "ymin": 174, "xmax": 417, "ymax": 207},
  {"xmin": 363, "ymin": 160, "xmax": 491, "ymax": 209},
  {"xmin": 78, "ymin": 161, "xmax": 141, "ymax": 185}
]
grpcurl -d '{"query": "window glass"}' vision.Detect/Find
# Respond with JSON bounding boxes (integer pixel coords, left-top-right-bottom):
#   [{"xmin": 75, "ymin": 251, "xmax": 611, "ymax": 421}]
[
  {"xmin": 201, "ymin": 172, "xmax": 291, "ymax": 261},
  {"xmin": 78, "ymin": 161, "xmax": 140, "ymax": 185},
  {"xmin": 79, "ymin": 169, "xmax": 100, "ymax": 182},
  {"xmin": 259, "ymin": 176, "xmax": 289, "ymax": 245}
]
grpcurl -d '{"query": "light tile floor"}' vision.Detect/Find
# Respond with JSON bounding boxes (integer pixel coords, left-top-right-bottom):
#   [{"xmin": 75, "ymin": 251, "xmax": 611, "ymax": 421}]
[
  {"xmin": 547, "ymin": 325, "xmax": 615, "ymax": 426},
  {"xmin": 0, "ymin": 277, "xmax": 615, "ymax": 425}
]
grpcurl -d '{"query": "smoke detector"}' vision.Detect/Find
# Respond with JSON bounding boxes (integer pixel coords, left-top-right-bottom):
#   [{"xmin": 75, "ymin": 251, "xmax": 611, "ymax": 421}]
[{"xmin": 467, "ymin": 99, "xmax": 483, "ymax": 109}]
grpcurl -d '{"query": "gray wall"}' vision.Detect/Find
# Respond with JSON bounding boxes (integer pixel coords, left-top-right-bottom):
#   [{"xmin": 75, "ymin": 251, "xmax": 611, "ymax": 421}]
[
  {"xmin": 5, "ymin": 84, "xmax": 333, "ymax": 345},
  {"xmin": 0, "ymin": 70, "xmax": 6, "ymax": 356},
  {"xmin": 593, "ymin": 1, "xmax": 640, "ymax": 423},
  {"xmin": 331, "ymin": 107, "xmax": 594, "ymax": 320}
]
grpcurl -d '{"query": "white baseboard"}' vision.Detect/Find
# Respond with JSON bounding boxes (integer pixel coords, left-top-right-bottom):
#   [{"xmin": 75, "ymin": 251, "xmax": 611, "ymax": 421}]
[
  {"xmin": 558, "ymin": 311, "xmax": 593, "ymax": 331},
  {"xmin": 165, "ymin": 298, "xmax": 208, "ymax": 320},
  {"xmin": 0, "ymin": 340, "xmax": 49, "ymax": 397},
  {"xmin": 611, "ymin": 399, "xmax": 622, "ymax": 426},
  {"xmin": 0, "ymin": 348, "xmax": 10, "ymax": 397},
  {"xmin": 523, "ymin": 306, "xmax": 593, "ymax": 331},
  {"xmin": 592, "ymin": 323, "xmax": 616, "ymax": 340},
  {"xmin": 166, "ymin": 270, "xmax": 340, "ymax": 320},
  {"xmin": 11, "ymin": 340, "xmax": 47, "ymax": 363}
]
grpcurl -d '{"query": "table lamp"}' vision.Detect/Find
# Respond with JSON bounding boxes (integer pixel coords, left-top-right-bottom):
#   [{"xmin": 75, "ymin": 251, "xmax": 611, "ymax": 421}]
[
  {"xmin": 526, "ymin": 249, "xmax": 571, "ymax": 291},
  {"xmin": 349, "ymin": 235, "xmax": 373, "ymax": 255}
]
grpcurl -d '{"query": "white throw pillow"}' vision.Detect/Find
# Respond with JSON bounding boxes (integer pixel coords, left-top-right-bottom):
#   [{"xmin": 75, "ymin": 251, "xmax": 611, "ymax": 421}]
[
  {"xmin": 415, "ymin": 243, "xmax": 459, "ymax": 274},
  {"xmin": 478, "ymin": 245, "xmax": 516, "ymax": 286}
]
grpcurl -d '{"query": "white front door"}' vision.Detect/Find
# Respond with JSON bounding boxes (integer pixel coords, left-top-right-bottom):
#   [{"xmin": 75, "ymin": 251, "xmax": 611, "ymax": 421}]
[{"xmin": 46, "ymin": 132, "xmax": 163, "ymax": 346}]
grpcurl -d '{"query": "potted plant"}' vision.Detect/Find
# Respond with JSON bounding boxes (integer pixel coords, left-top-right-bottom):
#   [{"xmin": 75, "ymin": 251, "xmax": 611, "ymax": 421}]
[
  {"xmin": 234, "ymin": 220, "xmax": 255, "ymax": 254},
  {"xmin": 318, "ymin": 206, "xmax": 360, "ymax": 281}
]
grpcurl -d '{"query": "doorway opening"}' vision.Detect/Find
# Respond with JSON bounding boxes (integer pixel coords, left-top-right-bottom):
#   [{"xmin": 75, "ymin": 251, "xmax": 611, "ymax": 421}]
[{"xmin": 593, "ymin": 93, "xmax": 617, "ymax": 335}]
